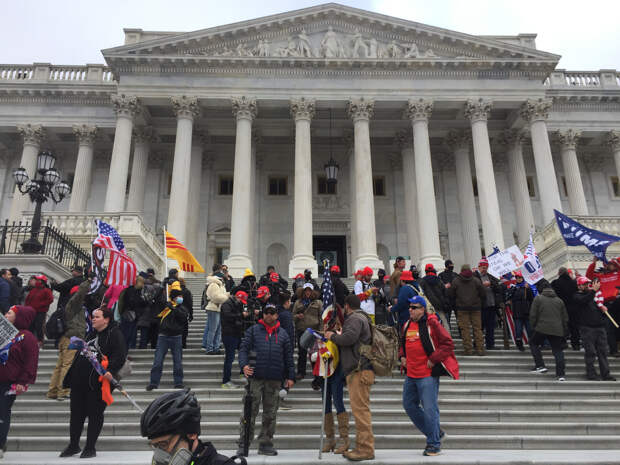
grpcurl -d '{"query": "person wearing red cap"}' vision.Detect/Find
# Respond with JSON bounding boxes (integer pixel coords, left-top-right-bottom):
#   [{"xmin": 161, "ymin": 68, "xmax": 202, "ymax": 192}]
[
  {"xmin": 389, "ymin": 270, "xmax": 420, "ymax": 328},
  {"xmin": 219, "ymin": 290, "xmax": 250, "ymax": 389},
  {"xmin": 354, "ymin": 267, "xmax": 377, "ymax": 324},
  {"xmin": 505, "ymin": 271, "xmax": 533, "ymax": 352},
  {"xmin": 420, "ymin": 264, "xmax": 450, "ymax": 329},
  {"xmin": 24, "ymin": 274, "xmax": 54, "ymax": 346},
  {"xmin": 259, "ymin": 266, "xmax": 288, "ymax": 294},
  {"xmin": 330, "ymin": 265, "xmax": 350, "ymax": 307},
  {"xmin": 474, "ymin": 258, "xmax": 503, "ymax": 350},
  {"xmin": 586, "ymin": 256, "xmax": 620, "ymax": 357}
]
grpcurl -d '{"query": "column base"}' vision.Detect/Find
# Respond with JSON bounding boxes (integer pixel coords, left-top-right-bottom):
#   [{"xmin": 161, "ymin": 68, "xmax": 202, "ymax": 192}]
[
  {"xmin": 288, "ymin": 255, "xmax": 318, "ymax": 280},
  {"xmin": 353, "ymin": 255, "xmax": 385, "ymax": 278},
  {"xmin": 224, "ymin": 254, "xmax": 254, "ymax": 281},
  {"xmin": 419, "ymin": 253, "xmax": 445, "ymax": 274}
]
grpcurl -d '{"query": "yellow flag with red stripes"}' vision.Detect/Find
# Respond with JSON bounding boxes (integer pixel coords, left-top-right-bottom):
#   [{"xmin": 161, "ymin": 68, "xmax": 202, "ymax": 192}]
[{"xmin": 165, "ymin": 231, "xmax": 205, "ymax": 273}]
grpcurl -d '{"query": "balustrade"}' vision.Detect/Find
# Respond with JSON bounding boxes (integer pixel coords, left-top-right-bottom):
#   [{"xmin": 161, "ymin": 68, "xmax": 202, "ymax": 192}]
[{"xmin": 0, "ymin": 64, "xmax": 114, "ymax": 82}]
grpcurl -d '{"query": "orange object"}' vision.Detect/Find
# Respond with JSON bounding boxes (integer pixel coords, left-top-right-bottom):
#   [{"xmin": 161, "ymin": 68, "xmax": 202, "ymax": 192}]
[{"xmin": 99, "ymin": 356, "xmax": 114, "ymax": 406}]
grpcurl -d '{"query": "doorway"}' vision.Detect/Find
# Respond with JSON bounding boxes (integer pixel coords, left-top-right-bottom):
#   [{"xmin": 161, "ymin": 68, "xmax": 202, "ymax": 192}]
[{"xmin": 313, "ymin": 235, "xmax": 347, "ymax": 276}]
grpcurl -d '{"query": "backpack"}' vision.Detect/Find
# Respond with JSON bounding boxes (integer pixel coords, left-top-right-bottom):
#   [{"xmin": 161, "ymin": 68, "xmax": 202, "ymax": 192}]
[
  {"xmin": 45, "ymin": 307, "xmax": 66, "ymax": 340},
  {"xmin": 356, "ymin": 311, "xmax": 400, "ymax": 376}
]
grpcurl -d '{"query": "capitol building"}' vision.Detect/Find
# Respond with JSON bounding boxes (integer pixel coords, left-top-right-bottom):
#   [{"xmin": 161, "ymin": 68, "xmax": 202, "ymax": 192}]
[{"xmin": 1, "ymin": 3, "xmax": 619, "ymax": 278}]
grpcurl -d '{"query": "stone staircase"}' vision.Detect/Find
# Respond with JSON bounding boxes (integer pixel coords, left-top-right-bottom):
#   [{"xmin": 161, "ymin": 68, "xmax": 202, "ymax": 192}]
[{"xmin": 5, "ymin": 277, "xmax": 620, "ymax": 464}]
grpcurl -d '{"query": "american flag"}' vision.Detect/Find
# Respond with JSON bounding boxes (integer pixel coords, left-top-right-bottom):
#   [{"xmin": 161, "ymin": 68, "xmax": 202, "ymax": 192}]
[
  {"xmin": 93, "ymin": 220, "xmax": 126, "ymax": 252},
  {"xmin": 321, "ymin": 260, "xmax": 337, "ymax": 327},
  {"xmin": 93, "ymin": 220, "xmax": 136, "ymax": 287}
]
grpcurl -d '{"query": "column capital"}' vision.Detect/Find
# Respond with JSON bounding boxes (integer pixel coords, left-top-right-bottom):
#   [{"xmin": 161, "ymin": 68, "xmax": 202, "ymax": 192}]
[
  {"xmin": 133, "ymin": 125, "xmax": 158, "ymax": 145},
  {"xmin": 605, "ymin": 130, "xmax": 620, "ymax": 151},
  {"xmin": 445, "ymin": 130, "xmax": 472, "ymax": 151},
  {"xmin": 395, "ymin": 129, "xmax": 413, "ymax": 149},
  {"xmin": 72, "ymin": 124, "xmax": 98, "ymax": 146},
  {"xmin": 290, "ymin": 97, "xmax": 316, "ymax": 121},
  {"xmin": 495, "ymin": 129, "xmax": 526, "ymax": 149},
  {"xmin": 347, "ymin": 97, "xmax": 374, "ymax": 122},
  {"xmin": 192, "ymin": 129, "xmax": 209, "ymax": 147},
  {"xmin": 232, "ymin": 96, "xmax": 257, "ymax": 121},
  {"xmin": 555, "ymin": 129, "xmax": 581, "ymax": 150},
  {"xmin": 405, "ymin": 98, "xmax": 433, "ymax": 122},
  {"xmin": 464, "ymin": 98, "xmax": 492, "ymax": 123},
  {"xmin": 435, "ymin": 152, "xmax": 454, "ymax": 168},
  {"xmin": 17, "ymin": 123, "xmax": 45, "ymax": 146},
  {"xmin": 171, "ymin": 95, "xmax": 200, "ymax": 120},
  {"xmin": 520, "ymin": 98, "xmax": 552, "ymax": 123},
  {"xmin": 111, "ymin": 94, "xmax": 141, "ymax": 118}
]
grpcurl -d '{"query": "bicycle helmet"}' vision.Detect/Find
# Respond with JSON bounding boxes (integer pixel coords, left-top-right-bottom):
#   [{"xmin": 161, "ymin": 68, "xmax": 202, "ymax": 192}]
[{"xmin": 140, "ymin": 389, "xmax": 201, "ymax": 439}]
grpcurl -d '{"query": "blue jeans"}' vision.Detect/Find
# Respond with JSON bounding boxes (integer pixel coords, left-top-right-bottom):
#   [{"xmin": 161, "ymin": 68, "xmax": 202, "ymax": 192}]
[
  {"xmin": 149, "ymin": 334, "xmax": 183, "ymax": 386},
  {"xmin": 403, "ymin": 376, "xmax": 441, "ymax": 448},
  {"xmin": 203, "ymin": 311, "xmax": 221, "ymax": 352},
  {"xmin": 222, "ymin": 335, "xmax": 240, "ymax": 384},
  {"xmin": 515, "ymin": 317, "xmax": 531, "ymax": 342},
  {"xmin": 323, "ymin": 364, "xmax": 345, "ymax": 414},
  {"xmin": 120, "ymin": 320, "xmax": 137, "ymax": 349}
]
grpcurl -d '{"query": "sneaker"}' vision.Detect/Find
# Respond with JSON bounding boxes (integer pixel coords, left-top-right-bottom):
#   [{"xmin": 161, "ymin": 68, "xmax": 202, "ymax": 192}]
[
  {"xmin": 423, "ymin": 445, "xmax": 441, "ymax": 456},
  {"xmin": 587, "ymin": 374, "xmax": 602, "ymax": 381},
  {"xmin": 145, "ymin": 384, "xmax": 157, "ymax": 391},
  {"xmin": 59, "ymin": 445, "xmax": 81, "ymax": 457},
  {"xmin": 279, "ymin": 400, "xmax": 293, "ymax": 410},
  {"xmin": 221, "ymin": 381, "xmax": 240, "ymax": 389},
  {"xmin": 530, "ymin": 366, "xmax": 548, "ymax": 374},
  {"xmin": 174, "ymin": 384, "xmax": 185, "ymax": 389},
  {"xmin": 557, "ymin": 377, "xmax": 566, "ymax": 382},
  {"xmin": 56, "ymin": 395, "xmax": 68, "ymax": 401},
  {"xmin": 258, "ymin": 445, "xmax": 278, "ymax": 456},
  {"xmin": 603, "ymin": 375, "xmax": 617, "ymax": 381}
]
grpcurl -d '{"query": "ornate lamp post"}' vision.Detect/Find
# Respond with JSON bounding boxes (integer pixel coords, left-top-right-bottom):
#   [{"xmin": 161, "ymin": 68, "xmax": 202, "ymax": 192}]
[
  {"xmin": 324, "ymin": 108, "xmax": 339, "ymax": 185},
  {"xmin": 12, "ymin": 150, "xmax": 71, "ymax": 253}
]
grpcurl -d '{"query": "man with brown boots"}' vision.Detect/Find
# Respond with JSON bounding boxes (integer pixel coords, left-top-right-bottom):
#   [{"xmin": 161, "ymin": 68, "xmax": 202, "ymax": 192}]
[{"xmin": 326, "ymin": 294, "xmax": 374, "ymax": 461}]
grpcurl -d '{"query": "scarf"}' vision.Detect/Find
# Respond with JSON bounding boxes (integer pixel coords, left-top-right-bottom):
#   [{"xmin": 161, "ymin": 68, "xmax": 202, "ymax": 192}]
[
  {"xmin": 301, "ymin": 298, "xmax": 311, "ymax": 307},
  {"xmin": 99, "ymin": 355, "xmax": 114, "ymax": 406},
  {"xmin": 461, "ymin": 270, "xmax": 473, "ymax": 278},
  {"xmin": 258, "ymin": 319, "xmax": 280, "ymax": 342}
]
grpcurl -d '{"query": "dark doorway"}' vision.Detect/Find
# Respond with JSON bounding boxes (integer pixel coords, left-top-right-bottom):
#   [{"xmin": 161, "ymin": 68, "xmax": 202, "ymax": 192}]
[{"xmin": 313, "ymin": 235, "xmax": 347, "ymax": 276}]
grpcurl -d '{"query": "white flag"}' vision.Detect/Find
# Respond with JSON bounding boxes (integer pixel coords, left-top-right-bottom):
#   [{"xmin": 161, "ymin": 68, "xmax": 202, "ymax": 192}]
[{"xmin": 521, "ymin": 234, "xmax": 544, "ymax": 286}]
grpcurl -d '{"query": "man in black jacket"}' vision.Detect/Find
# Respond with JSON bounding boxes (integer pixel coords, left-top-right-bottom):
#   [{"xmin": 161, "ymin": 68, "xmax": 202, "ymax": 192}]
[
  {"xmin": 50, "ymin": 266, "xmax": 85, "ymax": 312},
  {"xmin": 146, "ymin": 289, "xmax": 188, "ymax": 391},
  {"xmin": 420, "ymin": 264, "xmax": 450, "ymax": 329},
  {"xmin": 220, "ymin": 291, "xmax": 248, "ymax": 389},
  {"xmin": 330, "ymin": 265, "xmax": 350, "ymax": 307},
  {"xmin": 474, "ymin": 258, "xmax": 504, "ymax": 350},
  {"xmin": 552, "ymin": 267, "xmax": 580, "ymax": 350},
  {"xmin": 237, "ymin": 304, "xmax": 294, "ymax": 457}
]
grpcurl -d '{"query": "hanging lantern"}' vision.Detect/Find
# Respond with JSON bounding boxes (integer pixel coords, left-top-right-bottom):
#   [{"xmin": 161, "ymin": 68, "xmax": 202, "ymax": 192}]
[
  {"xmin": 37, "ymin": 150, "xmax": 56, "ymax": 174},
  {"xmin": 12, "ymin": 167, "xmax": 29, "ymax": 186},
  {"xmin": 324, "ymin": 157, "xmax": 339, "ymax": 185},
  {"xmin": 43, "ymin": 168, "xmax": 61, "ymax": 185}
]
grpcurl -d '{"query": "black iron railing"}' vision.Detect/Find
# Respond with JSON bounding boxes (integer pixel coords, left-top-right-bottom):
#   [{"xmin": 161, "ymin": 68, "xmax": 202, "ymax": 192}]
[{"xmin": 0, "ymin": 219, "xmax": 90, "ymax": 270}]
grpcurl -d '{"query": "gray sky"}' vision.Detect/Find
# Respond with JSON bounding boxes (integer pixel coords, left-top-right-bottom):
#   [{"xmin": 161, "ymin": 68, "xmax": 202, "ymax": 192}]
[{"xmin": 2, "ymin": 0, "xmax": 618, "ymax": 70}]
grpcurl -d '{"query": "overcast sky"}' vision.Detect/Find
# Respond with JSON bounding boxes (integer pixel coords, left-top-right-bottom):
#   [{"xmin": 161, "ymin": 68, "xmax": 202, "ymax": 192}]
[{"xmin": 2, "ymin": 0, "xmax": 618, "ymax": 70}]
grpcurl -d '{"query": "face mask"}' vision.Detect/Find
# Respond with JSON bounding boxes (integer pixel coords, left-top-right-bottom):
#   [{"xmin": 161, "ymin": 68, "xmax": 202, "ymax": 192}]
[
  {"xmin": 175, "ymin": 297, "xmax": 184, "ymax": 305},
  {"xmin": 152, "ymin": 446, "xmax": 192, "ymax": 465}
]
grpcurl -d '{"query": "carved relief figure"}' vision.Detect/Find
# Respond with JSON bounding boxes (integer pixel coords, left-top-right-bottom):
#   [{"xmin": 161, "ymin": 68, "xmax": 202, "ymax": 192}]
[
  {"xmin": 256, "ymin": 39, "xmax": 270, "ymax": 57},
  {"xmin": 297, "ymin": 28, "xmax": 314, "ymax": 57},
  {"xmin": 386, "ymin": 40, "xmax": 403, "ymax": 58},
  {"xmin": 321, "ymin": 26, "xmax": 345, "ymax": 58},
  {"xmin": 423, "ymin": 48, "xmax": 437, "ymax": 57},
  {"xmin": 368, "ymin": 38, "xmax": 378, "ymax": 58},
  {"xmin": 351, "ymin": 29, "xmax": 369, "ymax": 58},
  {"xmin": 403, "ymin": 43, "xmax": 419, "ymax": 58}
]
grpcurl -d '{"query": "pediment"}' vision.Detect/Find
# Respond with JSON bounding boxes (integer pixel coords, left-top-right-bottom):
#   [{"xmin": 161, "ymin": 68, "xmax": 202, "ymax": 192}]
[{"xmin": 103, "ymin": 3, "xmax": 559, "ymax": 69}]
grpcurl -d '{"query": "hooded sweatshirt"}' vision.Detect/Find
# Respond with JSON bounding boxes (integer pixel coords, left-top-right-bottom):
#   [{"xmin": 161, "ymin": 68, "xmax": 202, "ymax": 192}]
[
  {"xmin": 0, "ymin": 306, "xmax": 39, "ymax": 385},
  {"xmin": 24, "ymin": 282, "xmax": 54, "ymax": 314}
]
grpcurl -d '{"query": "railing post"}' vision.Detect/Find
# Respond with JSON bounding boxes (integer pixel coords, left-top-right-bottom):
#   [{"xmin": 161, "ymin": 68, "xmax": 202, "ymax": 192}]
[
  {"xmin": 32, "ymin": 62, "xmax": 51, "ymax": 82},
  {"xmin": 599, "ymin": 69, "xmax": 620, "ymax": 89},
  {"xmin": 0, "ymin": 220, "xmax": 7, "ymax": 254},
  {"xmin": 41, "ymin": 220, "xmax": 50, "ymax": 255}
]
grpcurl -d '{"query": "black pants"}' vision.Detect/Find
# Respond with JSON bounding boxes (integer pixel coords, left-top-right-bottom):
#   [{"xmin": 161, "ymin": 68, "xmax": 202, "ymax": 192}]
[
  {"xmin": 606, "ymin": 299, "xmax": 620, "ymax": 355},
  {"xmin": 182, "ymin": 319, "xmax": 189, "ymax": 349},
  {"xmin": 0, "ymin": 383, "xmax": 16, "ymax": 449},
  {"xmin": 29, "ymin": 312, "xmax": 46, "ymax": 342},
  {"xmin": 69, "ymin": 385, "xmax": 107, "ymax": 450},
  {"xmin": 529, "ymin": 332, "xmax": 565, "ymax": 377},
  {"xmin": 295, "ymin": 330, "xmax": 308, "ymax": 376},
  {"xmin": 567, "ymin": 309, "xmax": 581, "ymax": 349},
  {"xmin": 580, "ymin": 325, "xmax": 610, "ymax": 378},
  {"xmin": 481, "ymin": 306, "xmax": 496, "ymax": 348}
]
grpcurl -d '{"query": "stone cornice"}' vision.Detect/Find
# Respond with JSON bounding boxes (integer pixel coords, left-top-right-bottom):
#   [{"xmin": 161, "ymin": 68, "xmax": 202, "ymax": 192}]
[
  {"xmin": 347, "ymin": 97, "xmax": 374, "ymax": 122},
  {"xmin": 0, "ymin": 91, "xmax": 115, "ymax": 106},
  {"xmin": 290, "ymin": 97, "xmax": 316, "ymax": 121},
  {"xmin": 464, "ymin": 98, "xmax": 492, "ymax": 123},
  {"xmin": 72, "ymin": 124, "xmax": 98, "ymax": 146},
  {"xmin": 231, "ymin": 96, "xmax": 257, "ymax": 121},
  {"xmin": 554, "ymin": 129, "xmax": 581, "ymax": 150}
]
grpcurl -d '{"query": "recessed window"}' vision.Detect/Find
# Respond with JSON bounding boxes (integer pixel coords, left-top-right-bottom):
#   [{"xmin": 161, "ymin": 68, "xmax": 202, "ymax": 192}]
[
  {"xmin": 373, "ymin": 176, "xmax": 386, "ymax": 196},
  {"xmin": 318, "ymin": 175, "xmax": 337, "ymax": 195},
  {"xmin": 216, "ymin": 247, "xmax": 229, "ymax": 264},
  {"xmin": 560, "ymin": 176, "xmax": 568, "ymax": 197},
  {"xmin": 219, "ymin": 176, "xmax": 233, "ymax": 196},
  {"xmin": 472, "ymin": 176, "xmax": 478, "ymax": 197},
  {"xmin": 526, "ymin": 176, "xmax": 536, "ymax": 198},
  {"xmin": 611, "ymin": 176, "xmax": 620, "ymax": 197},
  {"xmin": 268, "ymin": 177, "xmax": 287, "ymax": 196}
]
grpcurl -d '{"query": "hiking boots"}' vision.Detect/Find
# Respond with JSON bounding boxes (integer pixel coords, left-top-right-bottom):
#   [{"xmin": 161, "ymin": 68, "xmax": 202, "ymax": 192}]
[{"xmin": 343, "ymin": 449, "xmax": 374, "ymax": 461}]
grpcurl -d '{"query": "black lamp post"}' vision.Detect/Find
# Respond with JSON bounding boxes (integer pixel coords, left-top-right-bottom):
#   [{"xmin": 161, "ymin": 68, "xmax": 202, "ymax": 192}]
[
  {"xmin": 13, "ymin": 150, "xmax": 71, "ymax": 253},
  {"xmin": 324, "ymin": 108, "xmax": 339, "ymax": 185}
]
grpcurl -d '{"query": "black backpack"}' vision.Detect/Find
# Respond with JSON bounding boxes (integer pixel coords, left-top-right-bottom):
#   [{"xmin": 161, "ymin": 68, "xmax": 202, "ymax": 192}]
[{"xmin": 45, "ymin": 307, "xmax": 67, "ymax": 340}]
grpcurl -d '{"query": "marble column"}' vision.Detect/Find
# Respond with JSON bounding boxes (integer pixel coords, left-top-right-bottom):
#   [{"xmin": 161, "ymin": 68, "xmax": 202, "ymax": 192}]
[
  {"xmin": 520, "ymin": 98, "xmax": 562, "ymax": 223},
  {"xmin": 249, "ymin": 130, "xmax": 259, "ymax": 263},
  {"xmin": 498, "ymin": 130, "xmax": 535, "ymax": 243},
  {"xmin": 68, "ymin": 125, "xmax": 98, "ymax": 212},
  {"xmin": 446, "ymin": 130, "xmax": 480, "ymax": 266},
  {"xmin": 9, "ymin": 124, "xmax": 45, "ymax": 222},
  {"xmin": 225, "ymin": 97, "xmax": 257, "ymax": 278},
  {"xmin": 465, "ymin": 98, "xmax": 505, "ymax": 252},
  {"xmin": 167, "ymin": 96, "xmax": 200, "ymax": 244},
  {"xmin": 127, "ymin": 126, "xmax": 155, "ymax": 213},
  {"xmin": 289, "ymin": 97, "xmax": 318, "ymax": 277},
  {"xmin": 346, "ymin": 133, "xmax": 358, "ymax": 273},
  {"xmin": 186, "ymin": 131, "xmax": 206, "ymax": 253},
  {"xmin": 396, "ymin": 130, "xmax": 420, "ymax": 264},
  {"xmin": 406, "ymin": 98, "xmax": 443, "ymax": 269},
  {"xmin": 606, "ymin": 130, "xmax": 620, "ymax": 185},
  {"xmin": 104, "ymin": 94, "xmax": 140, "ymax": 212},
  {"xmin": 556, "ymin": 129, "xmax": 588, "ymax": 215},
  {"xmin": 347, "ymin": 98, "xmax": 383, "ymax": 272}
]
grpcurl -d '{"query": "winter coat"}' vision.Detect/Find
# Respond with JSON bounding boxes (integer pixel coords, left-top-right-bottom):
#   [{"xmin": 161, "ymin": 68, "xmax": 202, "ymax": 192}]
[
  {"xmin": 205, "ymin": 276, "xmax": 229, "ymax": 312},
  {"xmin": 551, "ymin": 274, "xmax": 579, "ymax": 315},
  {"xmin": 399, "ymin": 312, "xmax": 459, "ymax": 379},
  {"xmin": 0, "ymin": 277, "xmax": 10, "ymax": 313},
  {"xmin": 447, "ymin": 273, "xmax": 486, "ymax": 311},
  {"xmin": 52, "ymin": 275, "xmax": 84, "ymax": 311},
  {"xmin": 239, "ymin": 320, "xmax": 295, "ymax": 381},
  {"xmin": 220, "ymin": 297, "xmax": 245, "ymax": 338},
  {"xmin": 586, "ymin": 263, "xmax": 620, "ymax": 303},
  {"xmin": 292, "ymin": 296, "xmax": 322, "ymax": 332},
  {"xmin": 529, "ymin": 288, "xmax": 569, "ymax": 337},
  {"xmin": 332, "ymin": 276, "xmax": 350, "ymax": 307},
  {"xmin": 438, "ymin": 269, "xmax": 458, "ymax": 286},
  {"xmin": 506, "ymin": 285, "xmax": 534, "ymax": 319},
  {"xmin": 222, "ymin": 275, "xmax": 235, "ymax": 293},
  {"xmin": 574, "ymin": 290, "xmax": 607, "ymax": 328},
  {"xmin": 231, "ymin": 276, "xmax": 258, "ymax": 297},
  {"xmin": 329, "ymin": 310, "xmax": 372, "ymax": 377},
  {"xmin": 121, "ymin": 285, "xmax": 149, "ymax": 323},
  {"xmin": 420, "ymin": 274, "xmax": 448, "ymax": 314},
  {"xmin": 187, "ymin": 440, "xmax": 234, "ymax": 465},
  {"xmin": 64, "ymin": 280, "xmax": 90, "ymax": 338},
  {"xmin": 180, "ymin": 286, "xmax": 193, "ymax": 321},
  {"xmin": 277, "ymin": 305, "xmax": 295, "ymax": 346},
  {"xmin": 24, "ymin": 283, "xmax": 54, "ymax": 314},
  {"xmin": 391, "ymin": 283, "xmax": 419, "ymax": 328},
  {"xmin": 292, "ymin": 278, "xmax": 319, "ymax": 295},
  {"xmin": 63, "ymin": 320, "xmax": 127, "ymax": 391},
  {"xmin": 157, "ymin": 301, "xmax": 188, "ymax": 336},
  {"xmin": 474, "ymin": 271, "xmax": 504, "ymax": 307},
  {"xmin": 9, "ymin": 276, "xmax": 24, "ymax": 306},
  {"xmin": 138, "ymin": 282, "xmax": 164, "ymax": 328},
  {"xmin": 0, "ymin": 306, "xmax": 38, "ymax": 385},
  {"xmin": 258, "ymin": 273, "xmax": 288, "ymax": 291}
]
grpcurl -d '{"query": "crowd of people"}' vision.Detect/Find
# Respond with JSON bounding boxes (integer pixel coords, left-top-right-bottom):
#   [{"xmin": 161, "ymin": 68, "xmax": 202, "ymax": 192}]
[{"xmin": 0, "ymin": 251, "xmax": 618, "ymax": 463}]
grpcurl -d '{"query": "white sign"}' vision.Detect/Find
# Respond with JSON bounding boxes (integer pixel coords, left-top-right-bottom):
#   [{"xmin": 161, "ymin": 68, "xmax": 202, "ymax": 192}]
[
  {"xmin": 487, "ymin": 245, "xmax": 525, "ymax": 278},
  {"xmin": 0, "ymin": 313, "xmax": 18, "ymax": 348},
  {"xmin": 521, "ymin": 235, "xmax": 544, "ymax": 285}
]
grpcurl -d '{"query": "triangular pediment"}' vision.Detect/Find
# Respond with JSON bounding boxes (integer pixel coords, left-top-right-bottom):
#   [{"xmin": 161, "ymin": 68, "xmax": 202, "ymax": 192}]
[{"xmin": 103, "ymin": 3, "xmax": 559, "ymax": 70}]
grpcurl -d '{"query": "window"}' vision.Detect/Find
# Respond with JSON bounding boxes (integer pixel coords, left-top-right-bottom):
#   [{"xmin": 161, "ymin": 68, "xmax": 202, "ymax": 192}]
[
  {"xmin": 317, "ymin": 175, "xmax": 337, "ymax": 195},
  {"xmin": 268, "ymin": 177, "xmax": 287, "ymax": 196},
  {"xmin": 216, "ymin": 247, "xmax": 229, "ymax": 264},
  {"xmin": 560, "ymin": 176, "xmax": 568, "ymax": 197},
  {"xmin": 472, "ymin": 176, "xmax": 478, "ymax": 197},
  {"xmin": 612, "ymin": 176, "xmax": 620, "ymax": 197},
  {"xmin": 219, "ymin": 176, "xmax": 233, "ymax": 196},
  {"xmin": 373, "ymin": 176, "xmax": 386, "ymax": 196},
  {"xmin": 526, "ymin": 176, "xmax": 536, "ymax": 198}
]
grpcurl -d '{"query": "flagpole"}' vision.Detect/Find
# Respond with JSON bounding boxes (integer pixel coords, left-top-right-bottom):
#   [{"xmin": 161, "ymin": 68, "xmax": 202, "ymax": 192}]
[{"xmin": 163, "ymin": 225, "xmax": 169, "ymax": 298}]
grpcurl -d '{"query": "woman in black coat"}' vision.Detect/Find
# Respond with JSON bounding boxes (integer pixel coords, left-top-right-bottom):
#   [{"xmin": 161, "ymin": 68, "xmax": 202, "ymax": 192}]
[
  {"xmin": 506, "ymin": 272, "xmax": 534, "ymax": 351},
  {"xmin": 60, "ymin": 306, "xmax": 127, "ymax": 458}
]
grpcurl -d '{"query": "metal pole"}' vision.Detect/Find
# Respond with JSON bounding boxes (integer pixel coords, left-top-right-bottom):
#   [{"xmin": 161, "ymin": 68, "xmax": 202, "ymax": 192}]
[
  {"xmin": 318, "ymin": 357, "xmax": 329, "ymax": 460},
  {"xmin": 163, "ymin": 225, "xmax": 169, "ymax": 297}
]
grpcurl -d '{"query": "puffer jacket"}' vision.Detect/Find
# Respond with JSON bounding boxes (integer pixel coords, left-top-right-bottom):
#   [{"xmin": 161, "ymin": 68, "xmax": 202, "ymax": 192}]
[
  {"xmin": 292, "ymin": 296, "xmax": 322, "ymax": 332},
  {"xmin": 64, "ymin": 280, "xmax": 90, "ymax": 338},
  {"xmin": 529, "ymin": 287, "xmax": 569, "ymax": 337},
  {"xmin": 506, "ymin": 285, "xmax": 534, "ymax": 319},
  {"xmin": 239, "ymin": 320, "xmax": 295, "ymax": 381},
  {"xmin": 420, "ymin": 274, "xmax": 448, "ymax": 313},
  {"xmin": 205, "ymin": 276, "xmax": 229, "ymax": 312},
  {"xmin": 220, "ymin": 297, "xmax": 245, "ymax": 338}
]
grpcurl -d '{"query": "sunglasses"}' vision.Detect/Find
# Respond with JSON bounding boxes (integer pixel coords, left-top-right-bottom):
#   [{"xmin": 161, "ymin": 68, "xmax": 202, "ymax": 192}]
[{"xmin": 409, "ymin": 305, "xmax": 424, "ymax": 309}]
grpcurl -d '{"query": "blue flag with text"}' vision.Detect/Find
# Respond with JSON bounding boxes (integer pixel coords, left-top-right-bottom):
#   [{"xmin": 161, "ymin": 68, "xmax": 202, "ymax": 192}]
[{"xmin": 554, "ymin": 210, "xmax": 620, "ymax": 263}]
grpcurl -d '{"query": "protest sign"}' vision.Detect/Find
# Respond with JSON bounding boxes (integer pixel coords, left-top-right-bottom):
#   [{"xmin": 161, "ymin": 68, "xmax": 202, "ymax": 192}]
[{"xmin": 487, "ymin": 245, "xmax": 524, "ymax": 278}]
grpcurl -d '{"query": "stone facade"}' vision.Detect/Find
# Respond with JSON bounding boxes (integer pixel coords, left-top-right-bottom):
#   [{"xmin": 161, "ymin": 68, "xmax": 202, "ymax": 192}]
[{"xmin": 0, "ymin": 4, "xmax": 619, "ymax": 277}]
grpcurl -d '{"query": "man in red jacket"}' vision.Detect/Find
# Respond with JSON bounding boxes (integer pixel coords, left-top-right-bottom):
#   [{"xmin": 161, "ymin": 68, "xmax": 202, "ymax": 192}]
[
  {"xmin": 24, "ymin": 275, "xmax": 54, "ymax": 346},
  {"xmin": 586, "ymin": 257, "xmax": 620, "ymax": 356},
  {"xmin": 400, "ymin": 295, "xmax": 459, "ymax": 457}
]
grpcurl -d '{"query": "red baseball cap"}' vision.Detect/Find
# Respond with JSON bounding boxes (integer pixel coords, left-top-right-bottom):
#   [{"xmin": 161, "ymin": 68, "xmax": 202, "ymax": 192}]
[
  {"xmin": 295, "ymin": 273, "xmax": 304, "ymax": 279},
  {"xmin": 257, "ymin": 286, "xmax": 270, "ymax": 299},
  {"xmin": 362, "ymin": 266, "xmax": 373, "ymax": 276},
  {"xmin": 479, "ymin": 257, "xmax": 489, "ymax": 267},
  {"xmin": 330, "ymin": 265, "xmax": 340, "ymax": 274},
  {"xmin": 270, "ymin": 272, "xmax": 279, "ymax": 283},
  {"xmin": 425, "ymin": 264, "xmax": 436, "ymax": 272},
  {"xmin": 35, "ymin": 274, "xmax": 48, "ymax": 283},
  {"xmin": 235, "ymin": 290, "xmax": 248, "ymax": 304},
  {"xmin": 577, "ymin": 276, "xmax": 591, "ymax": 286},
  {"xmin": 354, "ymin": 269, "xmax": 363, "ymax": 278},
  {"xmin": 514, "ymin": 270, "xmax": 523, "ymax": 278}
]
